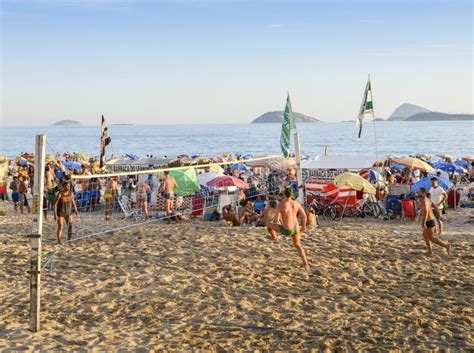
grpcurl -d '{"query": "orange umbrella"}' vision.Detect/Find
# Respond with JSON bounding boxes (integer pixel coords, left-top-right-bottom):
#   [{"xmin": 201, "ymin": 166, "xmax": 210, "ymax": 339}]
[{"xmin": 391, "ymin": 157, "xmax": 435, "ymax": 173}]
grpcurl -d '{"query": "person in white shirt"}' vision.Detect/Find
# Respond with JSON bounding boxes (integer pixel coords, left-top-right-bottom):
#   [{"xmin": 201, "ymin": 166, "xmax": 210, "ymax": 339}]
[{"xmin": 429, "ymin": 178, "xmax": 447, "ymax": 234}]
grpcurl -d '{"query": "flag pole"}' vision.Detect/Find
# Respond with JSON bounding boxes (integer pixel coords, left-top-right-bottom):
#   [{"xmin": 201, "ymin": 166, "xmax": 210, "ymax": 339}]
[
  {"xmin": 294, "ymin": 130, "xmax": 304, "ymax": 203},
  {"xmin": 369, "ymin": 75, "xmax": 380, "ymax": 163}
]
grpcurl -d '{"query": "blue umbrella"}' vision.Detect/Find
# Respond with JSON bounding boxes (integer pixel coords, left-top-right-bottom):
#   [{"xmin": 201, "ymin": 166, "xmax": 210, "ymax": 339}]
[
  {"xmin": 231, "ymin": 163, "xmax": 249, "ymax": 171},
  {"xmin": 432, "ymin": 162, "xmax": 465, "ymax": 173},
  {"xmin": 242, "ymin": 154, "xmax": 254, "ymax": 160},
  {"xmin": 126, "ymin": 153, "xmax": 139, "ymax": 160},
  {"xmin": 411, "ymin": 176, "xmax": 453, "ymax": 193},
  {"xmin": 454, "ymin": 160, "xmax": 469, "ymax": 168},
  {"xmin": 390, "ymin": 162, "xmax": 405, "ymax": 171},
  {"xmin": 19, "ymin": 160, "xmax": 30, "ymax": 166},
  {"xmin": 63, "ymin": 161, "xmax": 82, "ymax": 170}
]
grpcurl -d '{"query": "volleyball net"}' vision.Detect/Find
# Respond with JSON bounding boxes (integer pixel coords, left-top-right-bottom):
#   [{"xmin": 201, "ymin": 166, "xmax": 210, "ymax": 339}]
[{"xmin": 39, "ymin": 154, "xmax": 293, "ymax": 271}]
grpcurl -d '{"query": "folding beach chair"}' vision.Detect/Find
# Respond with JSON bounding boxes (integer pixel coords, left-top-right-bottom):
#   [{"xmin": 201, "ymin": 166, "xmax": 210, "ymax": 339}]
[{"xmin": 118, "ymin": 195, "xmax": 138, "ymax": 220}]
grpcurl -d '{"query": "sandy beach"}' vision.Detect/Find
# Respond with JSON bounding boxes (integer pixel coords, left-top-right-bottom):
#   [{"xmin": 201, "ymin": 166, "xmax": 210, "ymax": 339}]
[{"xmin": 1, "ymin": 203, "xmax": 473, "ymax": 351}]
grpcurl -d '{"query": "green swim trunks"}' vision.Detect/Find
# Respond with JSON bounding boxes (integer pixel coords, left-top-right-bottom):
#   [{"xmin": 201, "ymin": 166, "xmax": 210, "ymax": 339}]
[{"xmin": 279, "ymin": 225, "xmax": 300, "ymax": 236}]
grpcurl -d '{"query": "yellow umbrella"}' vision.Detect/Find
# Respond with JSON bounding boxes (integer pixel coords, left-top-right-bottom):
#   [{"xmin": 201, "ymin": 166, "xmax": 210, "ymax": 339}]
[
  {"xmin": 45, "ymin": 155, "xmax": 57, "ymax": 163},
  {"xmin": 334, "ymin": 172, "xmax": 376, "ymax": 194},
  {"xmin": 209, "ymin": 165, "xmax": 224, "ymax": 173},
  {"xmin": 391, "ymin": 156, "xmax": 435, "ymax": 173},
  {"xmin": 74, "ymin": 153, "xmax": 90, "ymax": 161}
]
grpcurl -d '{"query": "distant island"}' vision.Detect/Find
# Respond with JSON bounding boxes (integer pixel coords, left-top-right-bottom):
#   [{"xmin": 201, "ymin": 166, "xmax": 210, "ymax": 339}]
[
  {"xmin": 53, "ymin": 120, "xmax": 81, "ymax": 126},
  {"xmin": 252, "ymin": 111, "xmax": 321, "ymax": 124},
  {"xmin": 113, "ymin": 123, "xmax": 134, "ymax": 126},
  {"xmin": 371, "ymin": 103, "xmax": 474, "ymax": 122}
]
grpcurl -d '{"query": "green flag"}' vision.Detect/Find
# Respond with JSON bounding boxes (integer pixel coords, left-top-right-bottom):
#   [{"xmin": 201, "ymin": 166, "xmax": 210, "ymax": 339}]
[
  {"xmin": 280, "ymin": 93, "xmax": 294, "ymax": 157},
  {"xmin": 356, "ymin": 77, "xmax": 374, "ymax": 139}
]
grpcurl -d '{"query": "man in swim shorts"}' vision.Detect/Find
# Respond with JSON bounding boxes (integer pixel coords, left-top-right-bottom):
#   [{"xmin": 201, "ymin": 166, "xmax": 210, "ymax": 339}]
[
  {"xmin": 418, "ymin": 187, "xmax": 452, "ymax": 256},
  {"xmin": 160, "ymin": 171, "xmax": 177, "ymax": 224},
  {"xmin": 9, "ymin": 176, "xmax": 20, "ymax": 213},
  {"xmin": 267, "ymin": 188, "xmax": 309, "ymax": 270}
]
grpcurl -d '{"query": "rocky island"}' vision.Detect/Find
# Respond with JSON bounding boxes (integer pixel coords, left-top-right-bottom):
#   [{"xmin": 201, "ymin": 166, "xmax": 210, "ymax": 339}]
[
  {"xmin": 251, "ymin": 111, "xmax": 320, "ymax": 124},
  {"xmin": 53, "ymin": 120, "xmax": 81, "ymax": 126}
]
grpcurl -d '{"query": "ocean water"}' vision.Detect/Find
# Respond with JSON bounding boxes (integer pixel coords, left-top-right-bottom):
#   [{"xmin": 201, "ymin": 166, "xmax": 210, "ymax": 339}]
[{"xmin": 1, "ymin": 121, "xmax": 473, "ymax": 159}]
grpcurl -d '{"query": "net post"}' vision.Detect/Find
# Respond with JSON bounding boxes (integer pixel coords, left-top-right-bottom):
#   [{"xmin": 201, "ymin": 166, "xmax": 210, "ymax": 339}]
[{"xmin": 30, "ymin": 134, "xmax": 46, "ymax": 332}]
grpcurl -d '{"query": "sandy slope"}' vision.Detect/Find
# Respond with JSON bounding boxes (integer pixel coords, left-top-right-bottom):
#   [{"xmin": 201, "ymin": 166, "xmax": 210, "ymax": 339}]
[{"xmin": 1, "ymin": 204, "xmax": 473, "ymax": 351}]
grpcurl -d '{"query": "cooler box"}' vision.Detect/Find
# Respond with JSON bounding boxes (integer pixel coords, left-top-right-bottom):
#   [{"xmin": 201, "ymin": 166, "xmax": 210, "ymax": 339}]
[
  {"xmin": 192, "ymin": 195, "xmax": 204, "ymax": 216},
  {"xmin": 447, "ymin": 189, "xmax": 461, "ymax": 208}
]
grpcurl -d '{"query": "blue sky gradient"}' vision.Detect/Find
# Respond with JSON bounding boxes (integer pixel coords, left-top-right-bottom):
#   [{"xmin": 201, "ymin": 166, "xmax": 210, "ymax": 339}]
[{"xmin": 1, "ymin": 0, "xmax": 472, "ymax": 125}]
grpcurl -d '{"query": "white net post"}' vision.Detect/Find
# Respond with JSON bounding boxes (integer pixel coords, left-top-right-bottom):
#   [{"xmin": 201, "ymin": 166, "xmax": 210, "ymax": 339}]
[{"xmin": 30, "ymin": 134, "xmax": 46, "ymax": 332}]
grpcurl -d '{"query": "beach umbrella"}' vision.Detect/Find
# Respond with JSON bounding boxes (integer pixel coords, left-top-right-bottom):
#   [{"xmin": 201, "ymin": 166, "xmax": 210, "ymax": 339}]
[
  {"xmin": 198, "ymin": 172, "xmax": 223, "ymax": 186},
  {"xmin": 126, "ymin": 153, "xmax": 139, "ymax": 160},
  {"xmin": 411, "ymin": 176, "xmax": 453, "ymax": 193},
  {"xmin": 169, "ymin": 168, "xmax": 200, "ymax": 196},
  {"xmin": 73, "ymin": 153, "xmax": 89, "ymax": 161},
  {"xmin": 436, "ymin": 154, "xmax": 454, "ymax": 161},
  {"xmin": 431, "ymin": 170, "xmax": 449, "ymax": 181},
  {"xmin": 454, "ymin": 160, "xmax": 469, "ymax": 168},
  {"xmin": 242, "ymin": 154, "xmax": 254, "ymax": 160},
  {"xmin": 334, "ymin": 172, "xmax": 376, "ymax": 194},
  {"xmin": 209, "ymin": 164, "xmax": 224, "ymax": 173},
  {"xmin": 207, "ymin": 175, "xmax": 249, "ymax": 189},
  {"xmin": 391, "ymin": 157, "xmax": 435, "ymax": 173},
  {"xmin": 231, "ymin": 163, "xmax": 249, "ymax": 171},
  {"xmin": 19, "ymin": 160, "xmax": 30, "ymax": 166},
  {"xmin": 432, "ymin": 162, "xmax": 465, "ymax": 174},
  {"xmin": 462, "ymin": 156, "xmax": 474, "ymax": 163},
  {"xmin": 63, "ymin": 161, "xmax": 82, "ymax": 170}
]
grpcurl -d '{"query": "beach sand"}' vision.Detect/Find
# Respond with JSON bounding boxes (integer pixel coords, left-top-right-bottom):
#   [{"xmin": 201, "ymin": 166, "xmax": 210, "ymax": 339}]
[{"xmin": 1, "ymin": 204, "xmax": 473, "ymax": 351}]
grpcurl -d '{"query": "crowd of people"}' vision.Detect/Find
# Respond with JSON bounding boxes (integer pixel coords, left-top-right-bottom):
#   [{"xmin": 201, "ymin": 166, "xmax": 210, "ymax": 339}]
[{"xmin": 3, "ymin": 153, "xmax": 473, "ymax": 265}]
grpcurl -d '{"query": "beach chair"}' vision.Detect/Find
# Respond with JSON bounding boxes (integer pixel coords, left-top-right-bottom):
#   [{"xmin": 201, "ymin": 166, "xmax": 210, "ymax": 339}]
[
  {"xmin": 118, "ymin": 195, "xmax": 138, "ymax": 220},
  {"xmin": 401, "ymin": 199, "xmax": 417, "ymax": 221},
  {"xmin": 386, "ymin": 195, "xmax": 402, "ymax": 219}
]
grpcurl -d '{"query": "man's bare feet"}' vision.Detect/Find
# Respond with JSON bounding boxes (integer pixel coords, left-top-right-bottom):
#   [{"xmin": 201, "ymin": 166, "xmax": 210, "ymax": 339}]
[
  {"xmin": 266, "ymin": 235, "xmax": 279, "ymax": 241},
  {"xmin": 447, "ymin": 245, "xmax": 453, "ymax": 256},
  {"xmin": 425, "ymin": 251, "xmax": 433, "ymax": 257},
  {"xmin": 304, "ymin": 263, "xmax": 310, "ymax": 272}
]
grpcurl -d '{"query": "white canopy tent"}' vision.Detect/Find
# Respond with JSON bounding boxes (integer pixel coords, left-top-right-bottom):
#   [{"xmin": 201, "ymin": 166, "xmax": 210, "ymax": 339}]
[
  {"xmin": 302, "ymin": 155, "xmax": 377, "ymax": 182},
  {"xmin": 302, "ymin": 155, "xmax": 377, "ymax": 170}
]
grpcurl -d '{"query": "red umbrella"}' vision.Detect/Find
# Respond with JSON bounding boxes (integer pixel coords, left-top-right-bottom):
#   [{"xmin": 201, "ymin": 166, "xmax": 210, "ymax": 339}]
[{"xmin": 206, "ymin": 176, "xmax": 249, "ymax": 189}]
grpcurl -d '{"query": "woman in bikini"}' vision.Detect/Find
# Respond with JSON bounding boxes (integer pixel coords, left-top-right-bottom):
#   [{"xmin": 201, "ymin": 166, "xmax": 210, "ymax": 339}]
[
  {"xmin": 54, "ymin": 182, "xmax": 78, "ymax": 244},
  {"xmin": 417, "ymin": 188, "xmax": 451, "ymax": 256},
  {"xmin": 136, "ymin": 181, "xmax": 150, "ymax": 219}
]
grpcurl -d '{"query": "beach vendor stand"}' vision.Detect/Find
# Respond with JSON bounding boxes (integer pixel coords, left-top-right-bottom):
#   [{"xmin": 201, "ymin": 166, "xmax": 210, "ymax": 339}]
[{"xmin": 301, "ymin": 155, "xmax": 377, "ymax": 183}]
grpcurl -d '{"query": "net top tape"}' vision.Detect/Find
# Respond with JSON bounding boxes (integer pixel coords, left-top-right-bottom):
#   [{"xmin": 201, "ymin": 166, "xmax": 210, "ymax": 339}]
[{"xmin": 71, "ymin": 155, "xmax": 282, "ymax": 180}]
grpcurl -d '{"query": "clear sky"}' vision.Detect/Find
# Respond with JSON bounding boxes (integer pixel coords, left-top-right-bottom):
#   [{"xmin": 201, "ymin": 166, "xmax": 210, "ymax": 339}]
[{"xmin": 1, "ymin": 0, "xmax": 472, "ymax": 125}]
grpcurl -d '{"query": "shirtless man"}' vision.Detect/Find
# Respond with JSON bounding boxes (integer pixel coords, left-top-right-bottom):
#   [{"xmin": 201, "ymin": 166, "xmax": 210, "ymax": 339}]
[
  {"xmin": 267, "ymin": 188, "xmax": 309, "ymax": 269},
  {"xmin": 136, "ymin": 180, "xmax": 151, "ymax": 219},
  {"xmin": 104, "ymin": 176, "xmax": 120, "ymax": 220},
  {"xmin": 9, "ymin": 176, "xmax": 20, "ymax": 213},
  {"xmin": 418, "ymin": 188, "xmax": 452, "ymax": 256},
  {"xmin": 160, "ymin": 171, "xmax": 177, "ymax": 223}
]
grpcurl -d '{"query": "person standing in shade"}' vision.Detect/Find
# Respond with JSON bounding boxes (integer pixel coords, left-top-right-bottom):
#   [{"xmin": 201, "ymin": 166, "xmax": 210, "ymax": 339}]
[
  {"xmin": 429, "ymin": 177, "xmax": 447, "ymax": 235},
  {"xmin": 160, "ymin": 171, "xmax": 177, "ymax": 224}
]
